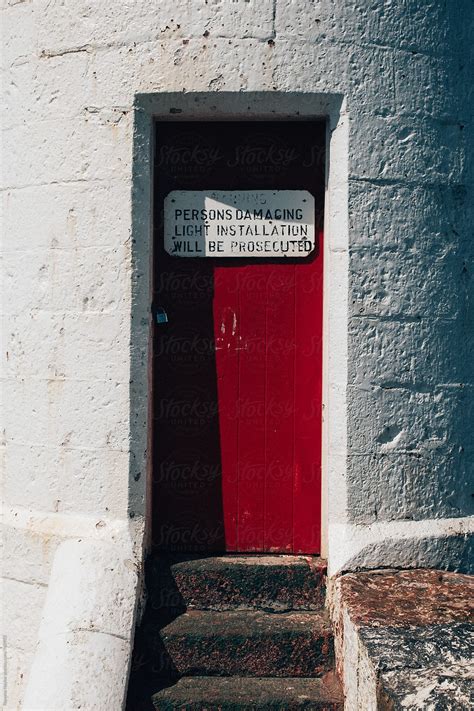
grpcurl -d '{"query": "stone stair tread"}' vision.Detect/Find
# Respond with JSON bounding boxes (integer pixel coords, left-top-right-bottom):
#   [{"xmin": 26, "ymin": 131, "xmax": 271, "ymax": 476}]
[
  {"xmin": 169, "ymin": 554, "xmax": 325, "ymax": 568},
  {"xmin": 155, "ymin": 610, "xmax": 334, "ymax": 678},
  {"xmin": 161, "ymin": 609, "xmax": 331, "ymax": 637},
  {"xmin": 152, "ymin": 674, "xmax": 344, "ymax": 709},
  {"xmin": 148, "ymin": 555, "xmax": 326, "ymax": 611}
]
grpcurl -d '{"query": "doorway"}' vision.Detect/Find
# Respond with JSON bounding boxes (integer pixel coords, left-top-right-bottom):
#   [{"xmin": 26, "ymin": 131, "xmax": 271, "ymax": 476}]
[{"xmin": 152, "ymin": 120, "xmax": 325, "ymax": 554}]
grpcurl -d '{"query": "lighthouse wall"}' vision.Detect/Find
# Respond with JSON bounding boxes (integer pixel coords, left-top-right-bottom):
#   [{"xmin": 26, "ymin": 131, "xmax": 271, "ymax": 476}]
[{"xmin": 2, "ymin": 1, "xmax": 473, "ymax": 707}]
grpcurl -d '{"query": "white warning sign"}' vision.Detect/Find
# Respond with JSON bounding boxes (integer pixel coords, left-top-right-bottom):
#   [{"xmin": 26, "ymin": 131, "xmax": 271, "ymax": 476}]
[{"xmin": 164, "ymin": 190, "xmax": 315, "ymax": 258}]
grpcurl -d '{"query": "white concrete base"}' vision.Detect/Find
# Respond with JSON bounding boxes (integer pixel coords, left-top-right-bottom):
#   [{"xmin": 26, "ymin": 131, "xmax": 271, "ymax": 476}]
[
  {"xmin": 23, "ymin": 538, "xmax": 140, "ymax": 711},
  {"xmin": 328, "ymin": 516, "xmax": 474, "ymax": 577}
]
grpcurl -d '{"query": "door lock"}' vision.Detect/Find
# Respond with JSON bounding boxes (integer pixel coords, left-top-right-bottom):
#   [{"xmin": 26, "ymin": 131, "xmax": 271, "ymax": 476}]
[{"xmin": 152, "ymin": 305, "xmax": 168, "ymax": 324}]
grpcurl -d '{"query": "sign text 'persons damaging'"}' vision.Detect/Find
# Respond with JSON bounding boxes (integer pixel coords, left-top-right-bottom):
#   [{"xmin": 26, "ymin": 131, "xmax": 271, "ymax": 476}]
[{"xmin": 164, "ymin": 190, "xmax": 315, "ymax": 258}]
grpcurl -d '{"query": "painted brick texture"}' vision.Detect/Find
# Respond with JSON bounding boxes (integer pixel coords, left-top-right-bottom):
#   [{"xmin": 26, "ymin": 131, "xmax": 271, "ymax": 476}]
[
  {"xmin": 2, "ymin": 0, "xmax": 473, "ymax": 705},
  {"xmin": 3, "ymin": 0, "xmax": 471, "ymax": 514}
]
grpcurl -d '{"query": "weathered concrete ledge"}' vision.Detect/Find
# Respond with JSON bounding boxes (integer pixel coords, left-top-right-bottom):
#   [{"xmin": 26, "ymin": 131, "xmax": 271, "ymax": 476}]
[
  {"xmin": 331, "ymin": 569, "xmax": 474, "ymax": 709},
  {"xmin": 22, "ymin": 537, "xmax": 141, "ymax": 711}
]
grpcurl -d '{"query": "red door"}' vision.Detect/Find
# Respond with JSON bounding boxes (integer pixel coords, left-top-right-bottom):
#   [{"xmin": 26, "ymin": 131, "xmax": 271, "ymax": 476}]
[{"xmin": 153, "ymin": 121, "xmax": 325, "ymax": 554}]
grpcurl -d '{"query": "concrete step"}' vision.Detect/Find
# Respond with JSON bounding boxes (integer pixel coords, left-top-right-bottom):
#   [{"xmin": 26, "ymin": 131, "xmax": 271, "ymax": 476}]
[
  {"xmin": 148, "ymin": 555, "xmax": 326, "ymax": 612},
  {"xmin": 154, "ymin": 610, "xmax": 334, "ymax": 678},
  {"xmin": 335, "ymin": 569, "xmax": 474, "ymax": 710},
  {"xmin": 152, "ymin": 674, "xmax": 344, "ymax": 709}
]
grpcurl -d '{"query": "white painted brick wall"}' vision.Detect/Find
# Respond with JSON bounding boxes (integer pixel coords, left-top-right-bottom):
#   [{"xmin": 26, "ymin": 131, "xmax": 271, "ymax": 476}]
[{"xmin": 2, "ymin": 0, "xmax": 473, "ymax": 707}]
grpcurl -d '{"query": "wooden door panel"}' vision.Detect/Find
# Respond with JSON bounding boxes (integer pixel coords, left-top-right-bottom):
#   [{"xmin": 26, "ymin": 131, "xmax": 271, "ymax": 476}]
[{"xmin": 153, "ymin": 121, "xmax": 325, "ymax": 553}]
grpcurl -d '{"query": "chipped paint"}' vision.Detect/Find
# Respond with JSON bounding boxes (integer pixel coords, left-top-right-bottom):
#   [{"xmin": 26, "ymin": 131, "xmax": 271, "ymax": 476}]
[{"xmin": 333, "ymin": 569, "xmax": 474, "ymax": 710}]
